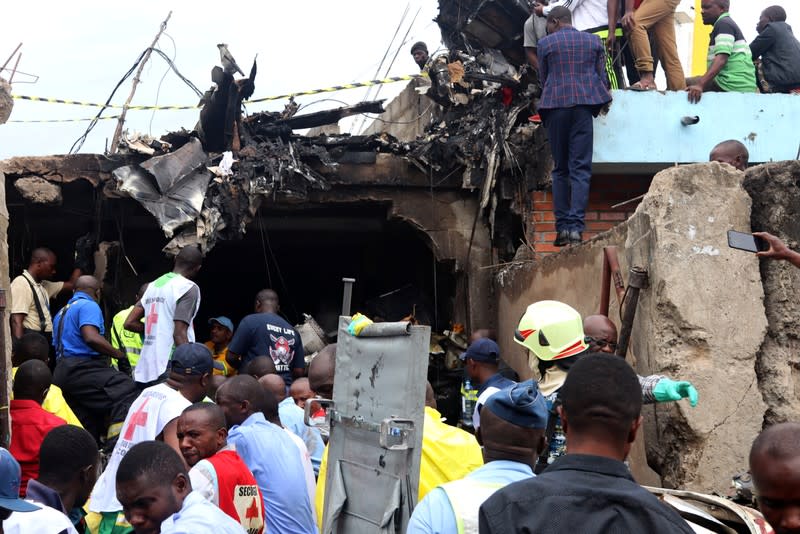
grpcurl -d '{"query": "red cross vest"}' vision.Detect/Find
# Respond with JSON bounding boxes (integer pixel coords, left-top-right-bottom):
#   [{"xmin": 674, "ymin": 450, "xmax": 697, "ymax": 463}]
[{"xmin": 208, "ymin": 450, "xmax": 265, "ymax": 534}]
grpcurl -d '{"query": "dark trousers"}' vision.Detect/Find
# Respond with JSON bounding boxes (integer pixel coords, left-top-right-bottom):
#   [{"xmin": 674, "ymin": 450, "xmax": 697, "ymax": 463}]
[
  {"xmin": 53, "ymin": 357, "xmax": 139, "ymax": 452},
  {"xmin": 542, "ymin": 106, "xmax": 595, "ymax": 233}
]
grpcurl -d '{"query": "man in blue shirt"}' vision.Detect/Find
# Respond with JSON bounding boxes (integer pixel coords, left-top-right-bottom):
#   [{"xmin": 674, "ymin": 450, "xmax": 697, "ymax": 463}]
[
  {"xmin": 460, "ymin": 338, "xmax": 515, "ymax": 430},
  {"xmin": 408, "ymin": 380, "xmax": 548, "ymax": 534},
  {"xmin": 226, "ymin": 289, "xmax": 305, "ymax": 387},
  {"xmin": 538, "ymin": 6, "xmax": 612, "ymax": 247},
  {"xmin": 259, "ymin": 374, "xmax": 324, "ymax": 475},
  {"xmin": 115, "ymin": 440, "xmax": 245, "ymax": 534},
  {"xmin": 216, "ymin": 374, "xmax": 317, "ymax": 534},
  {"xmin": 51, "ymin": 276, "xmax": 138, "ymax": 451}
]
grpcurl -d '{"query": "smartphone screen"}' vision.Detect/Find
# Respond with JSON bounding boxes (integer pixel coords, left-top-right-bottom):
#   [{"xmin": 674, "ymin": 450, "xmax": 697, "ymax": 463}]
[{"xmin": 728, "ymin": 230, "xmax": 769, "ymax": 253}]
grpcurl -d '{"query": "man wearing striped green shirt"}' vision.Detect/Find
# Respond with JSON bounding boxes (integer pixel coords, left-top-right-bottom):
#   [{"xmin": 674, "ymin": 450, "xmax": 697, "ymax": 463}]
[{"xmin": 687, "ymin": 0, "xmax": 757, "ymax": 103}]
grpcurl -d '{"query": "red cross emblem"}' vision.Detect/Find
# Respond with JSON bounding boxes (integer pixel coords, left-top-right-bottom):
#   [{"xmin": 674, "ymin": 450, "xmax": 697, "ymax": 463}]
[
  {"xmin": 145, "ymin": 303, "xmax": 159, "ymax": 335},
  {"xmin": 123, "ymin": 397, "xmax": 151, "ymax": 441},
  {"xmin": 245, "ymin": 497, "xmax": 260, "ymax": 520}
]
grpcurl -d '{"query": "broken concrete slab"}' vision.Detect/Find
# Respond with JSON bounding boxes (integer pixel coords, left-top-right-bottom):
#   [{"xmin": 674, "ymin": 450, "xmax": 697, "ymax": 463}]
[
  {"xmin": 744, "ymin": 160, "xmax": 800, "ymax": 425},
  {"xmin": 625, "ymin": 163, "xmax": 766, "ymax": 493},
  {"xmin": 13, "ymin": 176, "xmax": 62, "ymax": 205}
]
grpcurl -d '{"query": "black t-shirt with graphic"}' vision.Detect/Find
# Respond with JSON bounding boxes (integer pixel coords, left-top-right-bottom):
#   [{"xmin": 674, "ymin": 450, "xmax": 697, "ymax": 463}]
[{"xmin": 228, "ymin": 312, "xmax": 305, "ymax": 386}]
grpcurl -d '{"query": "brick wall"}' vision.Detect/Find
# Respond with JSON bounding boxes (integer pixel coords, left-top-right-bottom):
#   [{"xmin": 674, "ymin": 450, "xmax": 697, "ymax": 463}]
[{"xmin": 531, "ymin": 174, "xmax": 653, "ymax": 254}]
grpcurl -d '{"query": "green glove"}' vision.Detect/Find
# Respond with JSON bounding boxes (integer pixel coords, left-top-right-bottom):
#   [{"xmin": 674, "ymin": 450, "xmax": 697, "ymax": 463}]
[{"xmin": 653, "ymin": 379, "xmax": 698, "ymax": 407}]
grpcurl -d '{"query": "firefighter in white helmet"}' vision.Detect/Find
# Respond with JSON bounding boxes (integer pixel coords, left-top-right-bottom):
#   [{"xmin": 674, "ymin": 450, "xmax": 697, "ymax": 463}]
[{"xmin": 514, "ymin": 300, "xmax": 698, "ymax": 472}]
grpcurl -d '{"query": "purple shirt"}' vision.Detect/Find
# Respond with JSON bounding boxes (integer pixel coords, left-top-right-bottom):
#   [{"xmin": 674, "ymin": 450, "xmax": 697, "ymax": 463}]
[{"xmin": 538, "ymin": 26, "xmax": 612, "ymax": 110}]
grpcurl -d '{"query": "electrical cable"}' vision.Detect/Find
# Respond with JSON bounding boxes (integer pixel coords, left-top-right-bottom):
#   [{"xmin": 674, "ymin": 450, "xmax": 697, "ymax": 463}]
[
  {"xmin": 260, "ymin": 216, "xmax": 300, "ymax": 322},
  {"xmin": 149, "ymin": 33, "xmax": 177, "ymax": 135},
  {"xmin": 256, "ymin": 212, "xmax": 273, "ymax": 289}
]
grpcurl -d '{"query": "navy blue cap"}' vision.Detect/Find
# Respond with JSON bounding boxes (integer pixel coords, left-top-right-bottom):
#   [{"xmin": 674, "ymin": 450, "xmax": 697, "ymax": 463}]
[
  {"xmin": 460, "ymin": 338, "xmax": 501, "ymax": 363},
  {"xmin": 484, "ymin": 379, "xmax": 549, "ymax": 429},
  {"xmin": 0, "ymin": 448, "xmax": 39, "ymax": 512},
  {"xmin": 170, "ymin": 343, "xmax": 222, "ymax": 375},
  {"xmin": 208, "ymin": 316, "xmax": 234, "ymax": 333}
]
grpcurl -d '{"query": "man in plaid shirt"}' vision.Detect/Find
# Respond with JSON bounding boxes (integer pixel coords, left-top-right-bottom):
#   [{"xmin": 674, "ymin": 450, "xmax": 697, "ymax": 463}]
[{"xmin": 538, "ymin": 7, "xmax": 612, "ymax": 247}]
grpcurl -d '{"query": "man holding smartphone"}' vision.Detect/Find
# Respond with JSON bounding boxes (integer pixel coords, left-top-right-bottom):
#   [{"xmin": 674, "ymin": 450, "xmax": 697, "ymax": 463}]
[{"xmin": 754, "ymin": 232, "xmax": 800, "ymax": 268}]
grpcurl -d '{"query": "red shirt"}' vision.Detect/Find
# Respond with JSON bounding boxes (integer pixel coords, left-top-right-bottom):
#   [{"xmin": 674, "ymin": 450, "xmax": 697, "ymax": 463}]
[
  {"xmin": 207, "ymin": 449, "xmax": 265, "ymax": 534},
  {"xmin": 9, "ymin": 399, "xmax": 66, "ymax": 496}
]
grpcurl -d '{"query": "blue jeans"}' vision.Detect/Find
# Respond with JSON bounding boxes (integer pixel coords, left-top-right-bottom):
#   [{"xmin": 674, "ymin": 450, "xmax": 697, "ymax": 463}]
[{"xmin": 542, "ymin": 106, "xmax": 595, "ymax": 233}]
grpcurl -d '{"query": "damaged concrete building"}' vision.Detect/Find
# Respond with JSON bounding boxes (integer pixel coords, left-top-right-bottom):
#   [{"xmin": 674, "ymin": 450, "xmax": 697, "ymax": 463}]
[{"xmin": 3, "ymin": 0, "xmax": 800, "ymax": 502}]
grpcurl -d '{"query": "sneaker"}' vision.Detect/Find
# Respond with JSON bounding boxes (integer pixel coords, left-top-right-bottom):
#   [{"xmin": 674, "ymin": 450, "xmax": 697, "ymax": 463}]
[{"xmin": 568, "ymin": 231, "xmax": 582, "ymax": 245}]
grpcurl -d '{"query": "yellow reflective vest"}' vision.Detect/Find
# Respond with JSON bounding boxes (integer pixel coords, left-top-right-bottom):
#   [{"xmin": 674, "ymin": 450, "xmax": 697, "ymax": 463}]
[{"xmin": 110, "ymin": 306, "xmax": 143, "ymax": 369}]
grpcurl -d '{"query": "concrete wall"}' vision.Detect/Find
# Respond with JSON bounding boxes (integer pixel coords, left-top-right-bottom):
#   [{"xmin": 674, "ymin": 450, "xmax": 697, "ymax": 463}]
[
  {"xmin": 495, "ymin": 163, "xmax": 768, "ymax": 494},
  {"xmin": 593, "ymin": 91, "xmax": 800, "ymax": 170},
  {"xmin": 362, "ymin": 78, "xmax": 435, "ymax": 142}
]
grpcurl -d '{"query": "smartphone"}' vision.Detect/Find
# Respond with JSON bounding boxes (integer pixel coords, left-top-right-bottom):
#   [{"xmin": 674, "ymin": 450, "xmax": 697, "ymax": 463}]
[{"xmin": 727, "ymin": 230, "xmax": 769, "ymax": 253}]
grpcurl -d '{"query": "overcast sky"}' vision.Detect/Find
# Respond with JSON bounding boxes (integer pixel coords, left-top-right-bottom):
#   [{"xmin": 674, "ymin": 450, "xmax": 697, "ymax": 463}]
[{"xmin": 1, "ymin": 1, "xmax": 796, "ymax": 159}]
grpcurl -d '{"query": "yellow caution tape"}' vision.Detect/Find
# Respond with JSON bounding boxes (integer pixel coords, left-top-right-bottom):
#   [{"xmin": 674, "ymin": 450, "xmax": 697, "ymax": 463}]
[
  {"xmin": 10, "ymin": 73, "xmax": 429, "ymax": 116},
  {"xmin": 8, "ymin": 115, "xmax": 122, "ymax": 123}
]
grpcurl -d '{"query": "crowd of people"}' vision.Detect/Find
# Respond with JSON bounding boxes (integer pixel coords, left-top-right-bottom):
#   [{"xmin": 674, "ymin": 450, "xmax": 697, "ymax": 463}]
[{"xmin": 4, "ymin": 234, "xmax": 800, "ymax": 533}]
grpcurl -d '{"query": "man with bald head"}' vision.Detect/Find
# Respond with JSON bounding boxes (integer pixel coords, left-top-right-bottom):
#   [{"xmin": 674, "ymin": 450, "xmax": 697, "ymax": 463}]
[
  {"xmin": 177, "ymin": 403, "xmax": 265, "ymax": 532},
  {"xmin": 244, "ymin": 355, "xmax": 277, "ymax": 379},
  {"xmin": 9, "ymin": 360, "xmax": 66, "ymax": 495},
  {"xmin": 51, "ymin": 275, "xmax": 138, "ymax": 448},
  {"xmin": 260, "ymin": 373, "xmax": 324, "ymax": 474},
  {"xmin": 583, "ymin": 314, "xmax": 698, "ymax": 406},
  {"xmin": 227, "ymin": 288, "xmax": 305, "ymax": 386},
  {"xmin": 124, "ymin": 245, "xmax": 203, "ymax": 388},
  {"xmin": 709, "ymin": 139, "xmax": 749, "ymax": 171},
  {"xmin": 750, "ymin": 422, "xmax": 800, "ymax": 533},
  {"xmin": 10, "ymin": 247, "xmax": 82, "ymax": 346},
  {"xmin": 216, "ymin": 375, "xmax": 316, "ymax": 534}
]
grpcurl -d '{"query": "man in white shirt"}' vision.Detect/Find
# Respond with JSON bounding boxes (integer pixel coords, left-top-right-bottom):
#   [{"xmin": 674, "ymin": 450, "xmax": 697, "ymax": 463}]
[
  {"xmin": 124, "ymin": 246, "xmax": 203, "ymax": 388},
  {"xmin": 88, "ymin": 343, "xmax": 213, "ymax": 528},
  {"xmin": 115, "ymin": 440, "xmax": 245, "ymax": 534}
]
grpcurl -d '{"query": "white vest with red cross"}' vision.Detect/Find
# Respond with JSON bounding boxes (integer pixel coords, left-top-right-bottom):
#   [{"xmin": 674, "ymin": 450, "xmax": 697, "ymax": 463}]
[
  {"xmin": 88, "ymin": 383, "xmax": 191, "ymax": 512},
  {"xmin": 135, "ymin": 272, "xmax": 199, "ymax": 383}
]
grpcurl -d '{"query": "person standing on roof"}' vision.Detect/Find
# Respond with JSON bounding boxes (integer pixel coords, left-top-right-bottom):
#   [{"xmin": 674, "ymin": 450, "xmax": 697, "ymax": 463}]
[
  {"xmin": 124, "ymin": 246, "xmax": 203, "ymax": 389},
  {"xmin": 537, "ymin": 7, "xmax": 611, "ymax": 247},
  {"xmin": 686, "ymin": 0, "xmax": 757, "ymax": 103},
  {"xmin": 51, "ymin": 276, "xmax": 139, "ymax": 449},
  {"xmin": 408, "ymin": 380, "xmax": 548, "ymax": 534},
  {"xmin": 515, "ymin": 300, "xmax": 698, "ymax": 471},
  {"xmin": 205, "ymin": 316, "xmax": 236, "ymax": 376},
  {"xmin": 110, "ymin": 283, "xmax": 148, "ymax": 376},
  {"xmin": 533, "ymin": 0, "xmax": 623, "ymax": 88},
  {"xmin": 750, "ymin": 5, "xmax": 800, "ymax": 94},
  {"xmin": 623, "ymin": 0, "xmax": 685, "ymax": 91},
  {"xmin": 460, "ymin": 338, "xmax": 515, "ymax": 430},
  {"xmin": 226, "ymin": 289, "xmax": 305, "ymax": 387}
]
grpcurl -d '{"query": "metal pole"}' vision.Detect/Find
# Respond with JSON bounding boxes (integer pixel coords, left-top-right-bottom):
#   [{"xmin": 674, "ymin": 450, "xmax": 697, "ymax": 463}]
[
  {"xmin": 0, "ymin": 289, "xmax": 9, "ymax": 448},
  {"xmin": 599, "ymin": 247, "xmax": 626, "ymax": 316},
  {"xmin": 615, "ymin": 267, "xmax": 648, "ymax": 358},
  {"xmin": 109, "ymin": 11, "xmax": 172, "ymax": 154},
  {"xmin": 341, "ymin": 278, "xmax": 355, "ymax": 316}
]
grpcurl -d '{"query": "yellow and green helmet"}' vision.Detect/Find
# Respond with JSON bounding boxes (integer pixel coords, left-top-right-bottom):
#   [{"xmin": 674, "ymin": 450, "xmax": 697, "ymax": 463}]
[{"xmin": 513, "ymin": 300, "xmax": 588, "ymax": 361}]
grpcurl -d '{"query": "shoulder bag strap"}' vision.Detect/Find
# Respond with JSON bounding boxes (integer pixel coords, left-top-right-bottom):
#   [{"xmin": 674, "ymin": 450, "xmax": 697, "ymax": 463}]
[
  {"xmin": 22, "ymin": 275, "xmax": 47, "ymax": 333},
  {"xmin": 55, "ymin": 302, "xmax": 75, "ymax": 360}
]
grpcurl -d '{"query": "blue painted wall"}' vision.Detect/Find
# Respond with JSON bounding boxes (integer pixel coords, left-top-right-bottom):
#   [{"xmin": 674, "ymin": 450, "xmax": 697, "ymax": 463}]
[{"xmin": 593, "ymin": 90, "xmax": 800, "ymax": 170}]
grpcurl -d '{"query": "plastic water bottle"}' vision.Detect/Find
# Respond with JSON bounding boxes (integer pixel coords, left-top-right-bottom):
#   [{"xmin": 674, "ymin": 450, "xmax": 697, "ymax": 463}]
[{"xmin": 461, "ymin": 378, "xmax": 476, "ymax": 428}]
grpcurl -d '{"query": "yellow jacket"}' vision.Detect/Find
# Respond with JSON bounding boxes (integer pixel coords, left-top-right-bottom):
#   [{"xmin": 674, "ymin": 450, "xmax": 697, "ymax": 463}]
[
  {"xmin": 11, "ymin": 367, "xmax": 83, "ymax": 427},
  {"xmin": 315, "ymin": 406, "xmax": 483, "ymax": 527}
]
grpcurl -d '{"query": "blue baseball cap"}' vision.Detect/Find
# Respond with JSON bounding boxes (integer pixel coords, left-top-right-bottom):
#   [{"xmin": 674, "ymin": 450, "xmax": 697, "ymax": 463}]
[
  {"xmin": 460, "ymin": 338, "xmax": 501, "ymax": 363},
  {"xmin": 170, "ymin": 343, "xmax": 223, "ymax": 374},
  {"xmin": 0, "ymin": 448, "xmax": 39, "ymax": 512},
  {"xmin": 484, "ymin": 380, "xmax": 549, "ymax": 429},
  {"xmin": 208, "ymin": 316, "xmax": 235, "ymax": 333}
]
